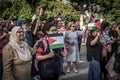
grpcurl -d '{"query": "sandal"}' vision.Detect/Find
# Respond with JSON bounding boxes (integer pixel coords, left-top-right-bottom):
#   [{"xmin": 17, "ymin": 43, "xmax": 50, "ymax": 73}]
[{"xmin": 73, "ymin": 69, "xmax": 78, "ymax": 73}]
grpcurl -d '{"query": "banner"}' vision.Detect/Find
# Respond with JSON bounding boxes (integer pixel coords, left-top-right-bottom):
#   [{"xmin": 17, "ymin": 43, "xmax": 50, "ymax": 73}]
[{"xmin": 48, "ymin": 33, "xmax": 65, "ymax": 50}]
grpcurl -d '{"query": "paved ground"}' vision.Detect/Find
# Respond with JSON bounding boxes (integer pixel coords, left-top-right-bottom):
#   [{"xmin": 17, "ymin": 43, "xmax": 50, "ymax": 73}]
[{"xmin": 58, "ymin": 44, "xmax": 117, "ymax": 80}]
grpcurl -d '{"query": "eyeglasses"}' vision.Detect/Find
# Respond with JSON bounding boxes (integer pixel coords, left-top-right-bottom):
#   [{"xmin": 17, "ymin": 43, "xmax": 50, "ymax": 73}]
[
  {"xmin": 17, "ymin": 31, "xmax": 24, "ymax": 33},
  {"xmin": 71, "ymin": 25, "xmax": 76, "ymax": 27}
]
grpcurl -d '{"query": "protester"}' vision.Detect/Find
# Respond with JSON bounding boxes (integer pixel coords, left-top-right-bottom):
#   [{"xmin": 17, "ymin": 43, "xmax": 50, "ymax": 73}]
[
  {"xmin": 0, "ymin": 19, "xmax": 9, "ymax": 80},
  {"xmin": 115, "ymin": 23, "xmax": 120, "ymax": 45},
  {"xmin": 36, "ymin": 23, "xmax": 67, "ymax": 80},
  {"xmin": 74, "ymin": 21, "xmax": 82, "ymax": 53},
  {"xmin": 2, "ymin": 27, "xmax": 36, "ymax": 80},
  {"xmin": 21, "ymin": 20, "xmax": 33, "ymax": 47},
  {"xmin": 31, "ymin": 18, "xmax": 42, "ymax": 46},
  {"xmin": 86, "ymin": 26, "xmax": 102, "ymax": 80},
  {"xmin": 109, "ymin": 22, "xmax": 120, "ymax": 54},
  {"xmin": 65, "ymin": 23, "xmax": 84, "ymax": 73},
  {"xmin": 100, "ymin": 21, "xmax": 114, "ymax": 80}
]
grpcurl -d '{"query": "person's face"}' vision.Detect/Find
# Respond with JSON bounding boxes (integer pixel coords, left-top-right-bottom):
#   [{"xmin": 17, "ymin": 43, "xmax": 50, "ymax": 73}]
[
  {"xmin": 47, "ymin": 26, "xmax": 57, "ymax": 34},
  {"xmin": 16, "ymin": 28, "xmax": 24, "ymax": 41},
  {"xmin": 70, "ymin": 24, "xmax": 76, "ymax": 31},
  {"xmin": 105, "ymin": 26, "xmax": 109, "ymax": 31},
  {"xmin": 22, "ymin": 24, "xmax": 27, "ymax": 30},
  {"xmin": 92, "ymin": 31, "xmax": 98, "ymax": 37}
]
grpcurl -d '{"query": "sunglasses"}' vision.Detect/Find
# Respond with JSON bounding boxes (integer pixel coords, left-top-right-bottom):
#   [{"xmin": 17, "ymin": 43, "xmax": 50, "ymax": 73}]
[
  {"xmin": 71, "ymin": 26, "xmax": 76, "ymax": 27},
  {"xmin": 17, "ymin": 31, "xmax": 24, "ymax": 33}
]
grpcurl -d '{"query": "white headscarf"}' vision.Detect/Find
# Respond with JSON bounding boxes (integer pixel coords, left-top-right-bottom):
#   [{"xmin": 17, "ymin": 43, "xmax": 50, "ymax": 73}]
[{"xmin": 9, "ymin": 26, "xmax": 32, "ymax": 61}]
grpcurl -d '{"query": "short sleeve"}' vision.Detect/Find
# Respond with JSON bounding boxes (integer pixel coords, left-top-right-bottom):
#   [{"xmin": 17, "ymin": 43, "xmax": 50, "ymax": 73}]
[
  {"xmin": 36, "ymin": 41, "xmax": 44, "ymax": 56},
  {"xmin": 86, "ymin": 36, "xmax": 94, "ymax": 46}
]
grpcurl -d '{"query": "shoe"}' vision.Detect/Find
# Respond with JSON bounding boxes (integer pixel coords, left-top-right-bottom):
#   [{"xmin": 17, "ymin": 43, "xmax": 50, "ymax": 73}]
[
  {"xmin": 73, "ymin": 69, "xmax": 78, "ymax": 73},
  {"xmin": 66, "ymin": 68, "xmax": 70, "ymax": 73}
]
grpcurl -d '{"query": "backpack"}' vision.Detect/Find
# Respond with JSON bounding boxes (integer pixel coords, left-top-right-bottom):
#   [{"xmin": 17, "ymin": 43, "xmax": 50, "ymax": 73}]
[{"xmin": 31, "ymin": 40, "xmax": 48, "ymax": 80}]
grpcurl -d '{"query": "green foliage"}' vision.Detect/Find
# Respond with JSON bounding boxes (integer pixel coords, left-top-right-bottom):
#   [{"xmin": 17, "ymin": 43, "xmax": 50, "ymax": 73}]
[
  {"xmin": 37, "ymin": 1, "xmax": 80, "ymax": 21},
  {"xmin": 89, "ymin": 0, "xmax": 120, "ymax": 23},
  {"xmin": 0, "ymin": 0, "xmax": 32, "ymax": 20},
  {"xmin": 0, "ymin": 0, "xmax": 80, "ymax": 22},
  {"xmin": 70, "ymin": 0, "xmax": 120, "ymax": 23}
]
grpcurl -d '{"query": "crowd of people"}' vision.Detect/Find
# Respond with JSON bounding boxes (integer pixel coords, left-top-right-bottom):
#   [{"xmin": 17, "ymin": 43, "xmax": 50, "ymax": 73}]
[
  {"xmin": 86, "ymin": 21, "xmax": 120, "ymax": 80},
  {"xmin": 0, "ymin": 16, "xmax": 84, "ymax": 80},
  {"xmin": 0, "ymin": 15, "xmax": 120, "ymax": 80}
]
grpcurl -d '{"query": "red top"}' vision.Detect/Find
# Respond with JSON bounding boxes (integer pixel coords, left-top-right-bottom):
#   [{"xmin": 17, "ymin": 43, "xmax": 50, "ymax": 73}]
[
  {"xmin": 0, "ymin": 36, "xmax": 9, "ymax": 54},
  {"xmin": 36, "ymin": 47, "xmax": 43, "ymax": 56}
]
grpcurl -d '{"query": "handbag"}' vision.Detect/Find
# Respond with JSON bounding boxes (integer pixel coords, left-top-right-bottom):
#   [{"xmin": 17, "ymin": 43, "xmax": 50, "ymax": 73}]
[
  {"xmin": 105, "ymin": 53, "xmax": 117, "ymax": 77},
  {"xmin": 113, "ymin": 46, "xmax": 120, "ymax": 73},
  {"xmin": 114, "ymin": 60, "xmax": 120, "ymax": 73},
  {"xmin": 37, "ymin": 60, "xmax": 58, "ymax": 78},
  {"xmin": 102, "ymin": 44, "xmax": 108, "ymax": 57}
]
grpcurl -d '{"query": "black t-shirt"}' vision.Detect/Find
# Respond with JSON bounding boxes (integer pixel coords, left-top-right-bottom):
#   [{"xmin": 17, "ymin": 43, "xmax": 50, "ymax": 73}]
[
  {"xmin": 86, "ymin": 35, "xmax": 102, "ymax": 61},
  {"xmin": 109, "ymin": 30, "xmax": 119, "ymax": 52}
]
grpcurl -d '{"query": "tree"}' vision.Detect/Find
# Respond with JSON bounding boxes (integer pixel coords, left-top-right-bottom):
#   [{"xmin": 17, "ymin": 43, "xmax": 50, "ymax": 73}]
[
  {"xmin": 70, "ymin": 0, "xmax": 120, "ymax": 23},
  {"xmin": 0, "ymin": 0, "xmax": 82, "ymax": 22}
]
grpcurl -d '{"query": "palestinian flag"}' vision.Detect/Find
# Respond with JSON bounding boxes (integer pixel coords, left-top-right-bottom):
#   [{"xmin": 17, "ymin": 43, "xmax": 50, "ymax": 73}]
[
  {"xmin": 88, "ymin": 22, "xmax": 96, "ymax": 30},
  {"xmin": 88, "ymin": 20, "xmax": 100, "ymax": 30},
  {"xmin": 39, "ymin": 7, "xmax": 46, "ymax": 16},
  {"xmin": 48, "ymin": 33, "xmax": 65, "ymax": 50}
]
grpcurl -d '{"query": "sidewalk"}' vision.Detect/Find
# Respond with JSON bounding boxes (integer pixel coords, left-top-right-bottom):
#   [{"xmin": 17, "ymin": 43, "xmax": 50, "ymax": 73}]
[
  {"xmin": 59, "ymin": 61, "xmax": 88, "ymax": 80},
  {"xmin": 81, "ymin": 42, "xmax": 86, "ymax": 46}
]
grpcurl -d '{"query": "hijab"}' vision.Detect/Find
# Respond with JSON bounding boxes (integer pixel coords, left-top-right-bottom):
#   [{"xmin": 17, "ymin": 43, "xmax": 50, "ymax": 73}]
[{"xmin": 9, "ymin": 26, "xmax": 32, "ymax": 61}]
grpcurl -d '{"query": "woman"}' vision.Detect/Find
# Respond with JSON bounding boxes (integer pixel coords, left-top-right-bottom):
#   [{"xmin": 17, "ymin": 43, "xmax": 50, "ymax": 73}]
[
  {"xmin": 109, "ymin": 22, "xmax": 120, "ymax": 54},
  {"xmin": 31, "ymin": 18, "xmax": 43, "ymax": 46},
  {"xmin": 2, "ymin": 27, "xmax": 34, "ymax": 80},
  {"xmin": 65, "ymin": 23, "xmax": 84, "ymax": 73},
  {"xmin": 86, "ymin": 27, "xmax": 102, "ymax": 80},
  {"xmin": 36, "ymin": 23, "xmax": 67, "ymax": 80},
  {"xmin": 100, "ymin": 21, "xmax": 114, "ymax": 80}
]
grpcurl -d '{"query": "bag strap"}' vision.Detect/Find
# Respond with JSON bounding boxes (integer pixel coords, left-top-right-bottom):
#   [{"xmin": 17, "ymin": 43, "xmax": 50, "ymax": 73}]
[{"xmin": 42, "ymin": 39, "xmax": 48, "ymax": 53}]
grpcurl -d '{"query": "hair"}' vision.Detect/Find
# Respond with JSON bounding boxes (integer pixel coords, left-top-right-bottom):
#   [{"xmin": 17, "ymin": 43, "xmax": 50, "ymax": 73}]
[
  {"xmin": 45, "ymin": 17, "xmax": 55, "ymax": 24},
  {"xmin": 43, "ymin": 23, "xmax": 56, "ymax": 35},
  {"xmin": 100, "ymin": 21, "xmax": 109, "ymax": 32}
]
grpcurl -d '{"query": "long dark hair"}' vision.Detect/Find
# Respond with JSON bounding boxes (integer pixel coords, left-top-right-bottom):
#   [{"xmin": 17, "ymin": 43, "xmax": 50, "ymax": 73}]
[
  {"xmin": 43, "ymin": 23, "xmax": 56, "ymax": 35},
  {"xmin": 100, "ymin": 21, "xmax": 109, "ymax": 33}
]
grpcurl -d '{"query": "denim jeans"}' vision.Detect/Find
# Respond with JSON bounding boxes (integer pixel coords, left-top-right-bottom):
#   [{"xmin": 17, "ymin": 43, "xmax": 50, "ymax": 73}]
[
  {"xmin": 88, "ymin": 59, "xmax": 100, "ymax": 80},
  {"xmin": 60, "ymin": 57, "xmax": 64, "ymax": 74},
  {"xmin": 0, "ymin": 54, "xmax": 3, "ymax": 80}
]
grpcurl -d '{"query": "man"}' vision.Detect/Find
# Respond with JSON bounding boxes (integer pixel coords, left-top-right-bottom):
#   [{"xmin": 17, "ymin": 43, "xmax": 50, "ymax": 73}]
[
  {"xmin": 21, "ymin": 21, "xmax": 33, "ymax": 47},
  {"xmin": 86, "ymin": 27, "xmax": 102, "ymax": 80}
]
